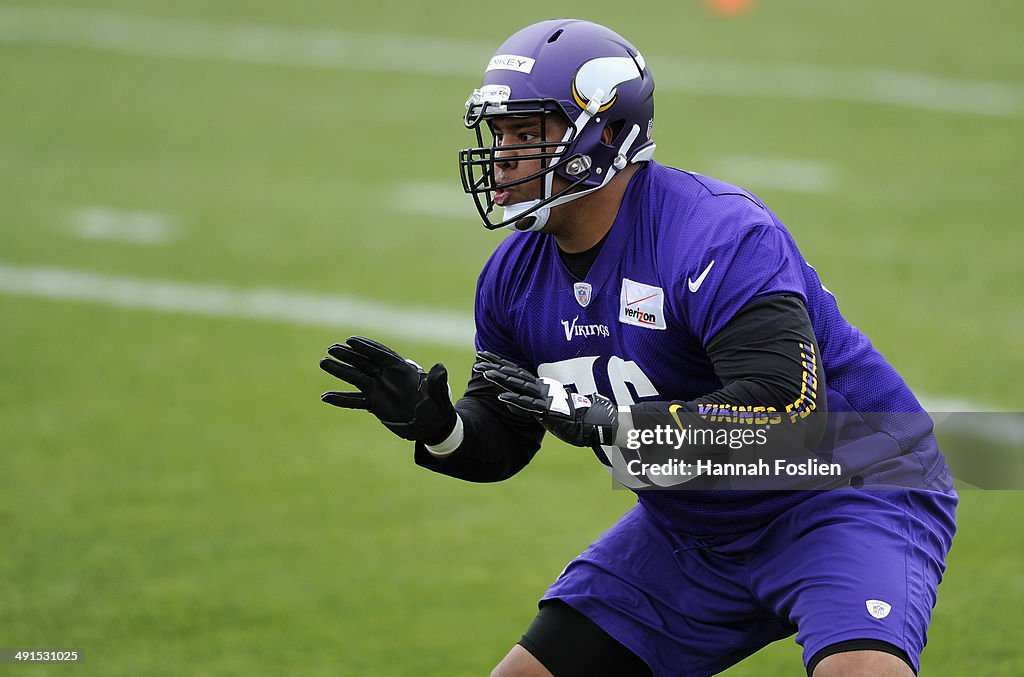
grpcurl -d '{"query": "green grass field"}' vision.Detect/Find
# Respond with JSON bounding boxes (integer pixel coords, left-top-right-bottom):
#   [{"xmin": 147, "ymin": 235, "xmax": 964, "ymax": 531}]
[{"xmin": 1, "ymin": 1, "xmax": 1022, "ymax": 674}]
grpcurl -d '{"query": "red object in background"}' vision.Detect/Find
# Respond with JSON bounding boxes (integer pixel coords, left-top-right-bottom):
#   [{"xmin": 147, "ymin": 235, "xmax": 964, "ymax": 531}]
[{"xmin": 704, "ymin": 0, "xmax": 757, "ymax": 15}]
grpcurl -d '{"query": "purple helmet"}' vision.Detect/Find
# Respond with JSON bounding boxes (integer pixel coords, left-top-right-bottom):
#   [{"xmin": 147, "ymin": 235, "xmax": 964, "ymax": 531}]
[{"xmin": 459, "ymin": 19, "xmax": 656, "ymax": 231}]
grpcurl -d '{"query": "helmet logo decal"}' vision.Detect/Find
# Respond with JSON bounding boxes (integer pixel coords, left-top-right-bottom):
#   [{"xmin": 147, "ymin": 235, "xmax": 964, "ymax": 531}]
[
  {"xmin": 486, "ymin": 54, "xmax": 536, "ymax": 74},
  {"xmin": 571, "ymin": 54, "xmax": 645, "ymax": 114}
]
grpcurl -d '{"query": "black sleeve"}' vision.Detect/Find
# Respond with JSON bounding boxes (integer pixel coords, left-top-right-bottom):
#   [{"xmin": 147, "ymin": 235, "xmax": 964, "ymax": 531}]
[
  {"xmin": 630, "ymin": 294, "xmax": 827, "ymax": 460},
  {"xmin": 413, "ymin": 368, "xmax": 546, "ymax": 482}
]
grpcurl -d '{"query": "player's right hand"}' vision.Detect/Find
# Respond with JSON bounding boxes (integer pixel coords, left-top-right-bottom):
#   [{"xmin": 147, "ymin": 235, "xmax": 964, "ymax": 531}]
[{"xmin": 319, "ymin": 336, "xmax": 455, "ymax": 443}]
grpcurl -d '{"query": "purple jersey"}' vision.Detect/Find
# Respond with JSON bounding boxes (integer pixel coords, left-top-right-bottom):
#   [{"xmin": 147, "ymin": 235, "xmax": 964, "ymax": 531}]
[{"xmin": 475, "ymin": 161, "xmax": 953, "ymax": 536}]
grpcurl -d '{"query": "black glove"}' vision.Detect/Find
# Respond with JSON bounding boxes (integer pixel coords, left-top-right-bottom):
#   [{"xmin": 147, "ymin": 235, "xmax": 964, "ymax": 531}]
[
  {"xmin": 474, "ymin": 351, "xmax": 617, "ymax": 447},
  {"xmin": 320, "ymin": 336, "xmax": 455, "ymax": 443}
]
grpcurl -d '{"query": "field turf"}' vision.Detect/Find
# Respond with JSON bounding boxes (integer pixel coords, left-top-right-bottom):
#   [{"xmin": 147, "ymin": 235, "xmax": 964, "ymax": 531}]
[{"xmin": 1, "ymin": 1, "xmax": 1021, "ymax": 674}]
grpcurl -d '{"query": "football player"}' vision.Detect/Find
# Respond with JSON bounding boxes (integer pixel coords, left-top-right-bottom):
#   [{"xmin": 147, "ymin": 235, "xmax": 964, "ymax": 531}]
[{"xmin": 320, "ymin": 19, "xmax": 956, "ymax": 677}]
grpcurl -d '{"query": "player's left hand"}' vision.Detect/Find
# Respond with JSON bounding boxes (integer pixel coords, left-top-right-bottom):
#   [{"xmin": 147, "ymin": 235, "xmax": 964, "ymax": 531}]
[{"xmin": 474, "ymin": 351, "xmax": 617, "ymax": 447}]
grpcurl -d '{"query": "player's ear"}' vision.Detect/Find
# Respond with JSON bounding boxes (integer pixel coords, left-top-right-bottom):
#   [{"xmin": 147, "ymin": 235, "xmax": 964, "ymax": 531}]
[{"xmin": 602, "ymin": 120, "xmax": 623, "ymax": 145}]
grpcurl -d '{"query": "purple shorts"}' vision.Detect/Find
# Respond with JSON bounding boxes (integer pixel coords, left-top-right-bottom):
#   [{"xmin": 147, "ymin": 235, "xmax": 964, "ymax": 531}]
[{"xmin": 543, "ymin": 489, "xmax": 957, "ymax": 675}]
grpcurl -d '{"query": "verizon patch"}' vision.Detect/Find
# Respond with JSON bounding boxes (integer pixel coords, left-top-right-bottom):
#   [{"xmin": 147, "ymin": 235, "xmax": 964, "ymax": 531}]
[{"xmin": 619, "ymin": 278, "xmax": 666, "ymax": 330}]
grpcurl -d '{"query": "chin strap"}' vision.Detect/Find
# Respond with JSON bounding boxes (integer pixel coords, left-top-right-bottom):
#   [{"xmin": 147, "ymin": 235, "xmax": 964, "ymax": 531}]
[
  {"xmin": 502, "ymin": 201, "xmax": 550, "ymax": 232},
  {"xmin": 502, "ymin": 123, "xmax": 650, "ymax": 232}
]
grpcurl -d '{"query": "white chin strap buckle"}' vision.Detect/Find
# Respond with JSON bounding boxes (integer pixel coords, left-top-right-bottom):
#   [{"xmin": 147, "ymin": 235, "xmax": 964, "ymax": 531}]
[{"xmin": 502, "ymin": 201, "xmax": 550, "ymax": 232}]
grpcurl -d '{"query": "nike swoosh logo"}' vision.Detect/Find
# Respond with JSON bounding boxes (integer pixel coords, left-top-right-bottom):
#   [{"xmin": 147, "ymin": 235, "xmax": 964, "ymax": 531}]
[{"xmin": 687, "ymin": 260, "xmax": 715, "ymax": 293}]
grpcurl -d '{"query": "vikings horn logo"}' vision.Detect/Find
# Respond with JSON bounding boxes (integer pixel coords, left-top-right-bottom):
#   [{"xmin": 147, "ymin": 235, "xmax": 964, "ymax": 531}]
[{"xmin": 571, "ymin": 53, "xmax": 647, "ymax": 114}]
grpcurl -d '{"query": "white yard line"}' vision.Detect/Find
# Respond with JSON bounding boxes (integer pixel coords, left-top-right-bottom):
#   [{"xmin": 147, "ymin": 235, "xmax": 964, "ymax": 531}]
[
  {"xmin": 0, "ymin": 6, "xmax": 1021, "ymax": 117},
  {"xmin": 69, "ymin": 206, "xmax": 177, "ymax": 244},
  {"xmin": 708, "ymin": 156, "xmax": 838, "ymax": 194},
  {"xmin": 391, "ymin": 181, "xmax": 476, "ymax": 220},
  {"xmin": 0, "ymin": 262, "xmax": 474, "ymax": 347},
  {"xmin": 652, "ymin": 57, "xmax": 1024, "ymax": 117}
]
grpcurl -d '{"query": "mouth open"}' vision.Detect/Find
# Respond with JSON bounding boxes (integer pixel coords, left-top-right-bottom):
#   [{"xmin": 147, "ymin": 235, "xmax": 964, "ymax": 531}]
[{"xmin": 493, "ymin": 189, "xmax": 510, "ymax": 206}]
